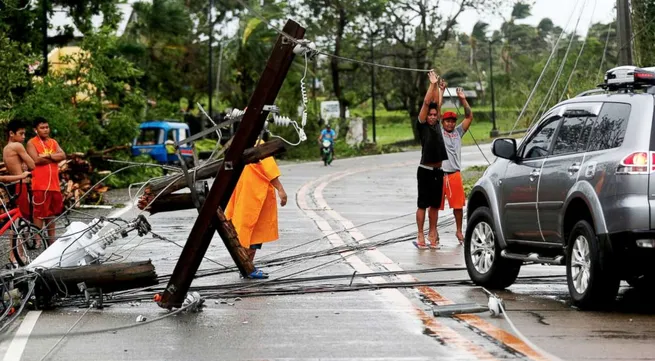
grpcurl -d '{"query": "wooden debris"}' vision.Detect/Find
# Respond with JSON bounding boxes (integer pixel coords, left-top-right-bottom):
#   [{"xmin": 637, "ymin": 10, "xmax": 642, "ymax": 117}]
[
  {"xmin": 138, "ymin": 138, "xmax": 286, "ymax": 213},
  {"xmin": 59, "ymin": 153, "xmax": 108, "ymax": 207},
  {"xmin": 37, "ymin": 260, "xmax": 158, "ymax": 296}
]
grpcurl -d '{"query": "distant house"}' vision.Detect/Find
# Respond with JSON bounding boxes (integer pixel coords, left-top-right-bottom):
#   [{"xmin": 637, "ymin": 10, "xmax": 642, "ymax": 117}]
[
  {"xmin": 40, "ymin": 1, "xmax": 143, "ymax": 103},
  {"xmin": 442, "ymin": 87, "xmax": 477, "ymax": 108}
]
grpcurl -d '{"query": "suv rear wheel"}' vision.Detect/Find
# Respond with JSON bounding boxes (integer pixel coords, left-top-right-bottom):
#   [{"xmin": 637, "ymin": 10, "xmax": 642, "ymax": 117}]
[
  {"xmin": 464, "ymin": 206, "xmax": 521, "ymax": 289},
  {"xmin": 566, "ymin": 220, "xmax": 619, "ymax": 308}
]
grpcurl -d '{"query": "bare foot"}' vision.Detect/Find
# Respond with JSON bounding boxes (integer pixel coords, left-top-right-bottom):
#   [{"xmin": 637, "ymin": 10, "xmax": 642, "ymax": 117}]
[{"xmin": 456, "ymin": 230, "xmax": 464, "ymax": 245}]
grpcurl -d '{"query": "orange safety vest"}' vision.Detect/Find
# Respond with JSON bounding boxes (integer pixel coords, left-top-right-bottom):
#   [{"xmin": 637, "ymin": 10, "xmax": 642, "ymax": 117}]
[{"xmin": 29, "ymin": 137, "xmax": 61, "ymax": 192}]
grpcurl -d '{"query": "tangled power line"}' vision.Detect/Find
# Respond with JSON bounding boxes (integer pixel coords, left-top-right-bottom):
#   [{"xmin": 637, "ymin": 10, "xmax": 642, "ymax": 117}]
[{"xmin": 0, "ymin": 3, "xmax": 615, "ymax": 361}]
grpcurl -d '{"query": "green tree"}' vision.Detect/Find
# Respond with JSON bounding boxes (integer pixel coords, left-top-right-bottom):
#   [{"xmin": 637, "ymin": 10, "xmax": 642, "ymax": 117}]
[
  {"xmin": 120, "ymin": 0, "xmax": 196, "ymax": 106},
  {"xmin": 0, "ymin": 32, "xmax": 39, "ymax": 114},
  {"xmin": 375, "ymin": 0, "xmax": 503, "ymax": 140},
  {"xmin": 631, "ymin": 0, "xmax": 655, "ymax": 66},
  {"xmin": 13, "ymin": 28, "xmax": 145, "ymax": 152},
  {"xmin": 0, "ymin": 0, "xmax": 122, "ymax": 62}
]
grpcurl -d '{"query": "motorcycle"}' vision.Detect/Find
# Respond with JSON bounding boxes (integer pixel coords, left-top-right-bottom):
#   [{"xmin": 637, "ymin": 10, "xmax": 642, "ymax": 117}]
[{"xmin": 321, "ymin": 139, "xmax": 333, "ymax": 166}]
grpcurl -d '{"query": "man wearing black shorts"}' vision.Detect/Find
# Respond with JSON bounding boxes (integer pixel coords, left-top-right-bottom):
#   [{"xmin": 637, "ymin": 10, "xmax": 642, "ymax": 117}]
[{"xmin": 414, "ymin": 70, "xmax": 448, "ymax": 249}]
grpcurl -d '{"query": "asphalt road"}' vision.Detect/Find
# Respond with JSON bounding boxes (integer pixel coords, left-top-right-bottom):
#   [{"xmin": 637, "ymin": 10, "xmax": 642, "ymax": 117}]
[{"xmin": 1, "ymin": 141, "xmax": 655, "ymax": 361}]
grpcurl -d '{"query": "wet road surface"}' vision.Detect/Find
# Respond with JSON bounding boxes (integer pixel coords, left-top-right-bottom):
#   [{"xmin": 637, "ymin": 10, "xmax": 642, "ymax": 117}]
[{"xmin": 2, "ymin": 142, "xmax": 655, "ymax": 360}]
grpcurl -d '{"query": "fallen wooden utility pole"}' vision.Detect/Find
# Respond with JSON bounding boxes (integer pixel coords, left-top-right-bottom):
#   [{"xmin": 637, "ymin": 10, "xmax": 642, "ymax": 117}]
[
  {"xmin": 215, "ymin": 208, "xmax": 253, "ymax": 277},
  {"xmin": 35, "ymin": 261, "xmax": 158, "ymax": 297},
  {"xmin": 158, "ymin": 19, "xmax": 306, "ymax": 309},
  {"xmin": 138, "ymin": 138, "xmax": 286, "ymax": 212}
]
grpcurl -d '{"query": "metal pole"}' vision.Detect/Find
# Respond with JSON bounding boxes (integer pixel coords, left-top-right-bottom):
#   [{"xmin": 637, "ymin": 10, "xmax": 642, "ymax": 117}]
[
  {"xmin": 489, "ymin": 41, "xmax": 498, "ymax": 138},
  {"xmin": 370, "ymin": 34, "xmax": 377, "ymax": 143},
  {"xmin": 617, "ymin": 0, "xmax": 634, "ymax": 65},
  {"xmin": 42, "ymin": 0, "xmax": 48, "ymax": 75},
  {"xmin": 216, "ymin": 40, "xmax": 225, "ymax": 99},
  {"xmin": 312, "ymin": 57, "xmax": 318, "ymax": 120},
  {"xmin": 208, "ymin": 0, "xmax": 214, "ymax": 121}
]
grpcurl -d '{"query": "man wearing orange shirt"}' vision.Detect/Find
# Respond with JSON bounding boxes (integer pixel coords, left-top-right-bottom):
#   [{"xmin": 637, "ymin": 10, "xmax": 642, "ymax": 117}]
[
  {"xmin": 225, "ymin": 133, "xmax": 288, "ymax": 279},
  {"xmin": 26, "ymin": 117, "xmax": 66, "ymax": 245}
]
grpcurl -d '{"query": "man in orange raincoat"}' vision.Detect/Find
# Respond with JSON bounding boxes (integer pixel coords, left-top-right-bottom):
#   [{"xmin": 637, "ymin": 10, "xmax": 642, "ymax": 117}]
[{"xmin": 225, "ymin": 134, "xmax": 288, "ymax": 279}]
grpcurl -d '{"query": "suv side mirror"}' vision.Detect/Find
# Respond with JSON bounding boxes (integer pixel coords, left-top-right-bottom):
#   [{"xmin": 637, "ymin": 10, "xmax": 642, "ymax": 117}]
[{"xmin": 492, "ymin": 138, "xmax": 517, "ymax": 160}]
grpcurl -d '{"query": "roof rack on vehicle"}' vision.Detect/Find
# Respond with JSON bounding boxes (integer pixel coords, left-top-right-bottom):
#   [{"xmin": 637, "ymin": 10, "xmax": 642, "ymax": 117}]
[
  {"xmin": 575, "ymin": 89, "xmax": 608, "ymax": 98},
  {"xmin": 599, "ymin": 65, "xmax": 655, "ymax": 93}
]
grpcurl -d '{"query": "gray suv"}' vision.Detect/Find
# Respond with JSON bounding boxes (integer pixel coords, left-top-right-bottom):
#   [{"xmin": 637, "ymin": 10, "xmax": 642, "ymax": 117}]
[{"xmin": 464, "ymin": 66, "xmax": 655, "ymax": 308}]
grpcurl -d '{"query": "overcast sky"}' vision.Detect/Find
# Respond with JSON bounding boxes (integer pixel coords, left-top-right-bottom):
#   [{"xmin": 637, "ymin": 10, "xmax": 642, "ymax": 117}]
[
  {"xmin": 451, "ymin": 0, "xmax": 616, "ymax": 36},
  {"xmin": 50, "ymin": 0, "xmax": 617, "ymax": 38}
]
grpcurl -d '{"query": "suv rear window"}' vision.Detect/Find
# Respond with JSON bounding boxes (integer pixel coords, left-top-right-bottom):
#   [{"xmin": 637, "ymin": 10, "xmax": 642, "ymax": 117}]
[{"xmin": 586, "ymin": 103, "xmax": 631, "ymax": 152}]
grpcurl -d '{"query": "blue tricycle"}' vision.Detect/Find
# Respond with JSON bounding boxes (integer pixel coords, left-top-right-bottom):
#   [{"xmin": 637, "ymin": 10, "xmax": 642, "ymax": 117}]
[{"xmin": 131, "ymin": 121, "xmax": 196, "ymax": 168}]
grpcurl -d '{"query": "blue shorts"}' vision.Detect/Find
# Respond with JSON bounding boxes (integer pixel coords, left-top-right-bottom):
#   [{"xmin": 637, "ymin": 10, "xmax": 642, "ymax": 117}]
[{"xmin": 250, "ymin": 243, "xmax": 263, "ymax": 250}]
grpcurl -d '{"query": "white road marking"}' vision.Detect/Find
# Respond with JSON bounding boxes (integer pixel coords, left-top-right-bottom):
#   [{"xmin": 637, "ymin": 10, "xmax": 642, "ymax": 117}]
[
  {"xmin": 2, "ymin": 311, "xmax": 41, "ymax": 361},
  {"xmin": 297, "ymin": 166, "xmax": 500, "ymax": 360},
  {"xmin": 305, "ymin": 160, "xmax": 553, "ymax": 361},
  {"xmin": 0, "ymin": 201, "xmax": 135, "ymax": 361}
]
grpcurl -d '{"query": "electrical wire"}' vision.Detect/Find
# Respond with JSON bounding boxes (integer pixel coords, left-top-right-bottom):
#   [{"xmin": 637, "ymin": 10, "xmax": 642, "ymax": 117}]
[
  {"xmin": 231, "ymin": 0, "xmax": 431, "ymax": 73},
  {"xmin": 508, "ymin": 0, "xmax": 582, "ymax": 136},
  {"xmin": 41, "ymin": 164, "xmax": 159, "ymax": 237},
  {"xmin": 266, "ymin": 52, "xmax": 310, "ymax": 146},
  {"xmin": 596, "ymin": 22, "xmax": 614, "ymax": 81},
  {"xmin": 197, "ymin": 102, "xmax": 224, "ymax": 161},
  {"xmin": 258, "ymin": 211, "xmax": 415, "ymax": 261},
  {"xmin": 0, "ymin": 280, "xmax": 35, "ymax": 333},
  {"xmin": 17, "ymin": 297, "xmax": 200, "ymax": 339},
  {"xmin": 532, "ymin": 0, "xmax": 589, "ymax": 125},
  {"xmin": 557, "ymin": 0, "xmax": 597, "ymax": 103},
  {"xmin": 444, "ymin": 88, "xmax": 490, "ymax": 165},
  {"xmin": 150, "ymin": 231, "xmax": 229, "ymax": 269},
  {"xmin": 37, "ymin": 304, "xmax": 93, "ymax": 361},
  {"xmin": 482, "ymin": 287, "xmax": 566, "ymax": 361}
]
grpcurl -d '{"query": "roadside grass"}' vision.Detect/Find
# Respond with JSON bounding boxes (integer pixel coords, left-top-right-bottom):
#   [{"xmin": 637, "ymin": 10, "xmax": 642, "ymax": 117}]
[
  {"xmin": 462, "ymin": 165, "xmax": 489, "ymax": 194},
  {"xmin": 372, "ymin": 113, "xmax": 521, "ymax": 147},
  {"xmin": 351, "ymin": 104, "xmax": 525, "ymax": 147}
]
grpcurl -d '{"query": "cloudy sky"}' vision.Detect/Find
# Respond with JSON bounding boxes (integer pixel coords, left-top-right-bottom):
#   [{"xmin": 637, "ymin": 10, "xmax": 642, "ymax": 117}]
[
  {"xmin": 452, "ymin": 0, "xmax": 616, "ymax": 36},
  {"xmin": 50, "ymin": 0, "xmax": 617, "ymax": 38}
]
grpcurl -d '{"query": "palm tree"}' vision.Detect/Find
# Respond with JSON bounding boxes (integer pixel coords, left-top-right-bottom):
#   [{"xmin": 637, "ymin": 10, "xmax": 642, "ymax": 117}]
[{"xmin": 501, "ymin": 2, "xmax": 531, "ymax": 74}]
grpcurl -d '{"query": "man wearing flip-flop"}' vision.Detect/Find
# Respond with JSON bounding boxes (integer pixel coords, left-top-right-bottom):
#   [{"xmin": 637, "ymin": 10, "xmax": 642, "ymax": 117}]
[
  {"xmin": 437, "ymin": 80, "xmax": 473, "ymax": 245},
  {"xmin": 413, "ymin": 70, "xmax": 448, "ymax": 250},
  {"xmin": 225, "ymin": 132, "xmax": 288, "ymax": 279}
]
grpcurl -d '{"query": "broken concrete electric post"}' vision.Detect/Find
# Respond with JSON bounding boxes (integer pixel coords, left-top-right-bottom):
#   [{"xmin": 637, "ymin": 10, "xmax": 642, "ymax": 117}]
[{"xmin": 27, "ymin": 215, "xmax": 152, "ymax": 270}]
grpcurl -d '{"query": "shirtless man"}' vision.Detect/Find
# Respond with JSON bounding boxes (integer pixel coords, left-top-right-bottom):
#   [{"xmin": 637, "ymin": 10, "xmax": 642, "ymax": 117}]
[
  {"xmin": 3, "ymin": 118, "xmax": 35, "ymax": 216},
  {"xmin": 3, "ymin": 119, "xmax": 35, "ymax": 264}
]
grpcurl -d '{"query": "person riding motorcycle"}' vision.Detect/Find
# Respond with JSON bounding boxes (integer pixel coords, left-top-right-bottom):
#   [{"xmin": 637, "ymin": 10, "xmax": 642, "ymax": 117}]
[{"xmin": 317, "ymin": 123, "xmax": 336, "ymax": 160}]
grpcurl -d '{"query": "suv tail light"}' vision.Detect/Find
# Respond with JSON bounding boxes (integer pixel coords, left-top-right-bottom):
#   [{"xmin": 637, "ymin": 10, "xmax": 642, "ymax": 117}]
[{"xmin": 617, "ymin": 151, "xmax": 655, "ymax": 174}]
